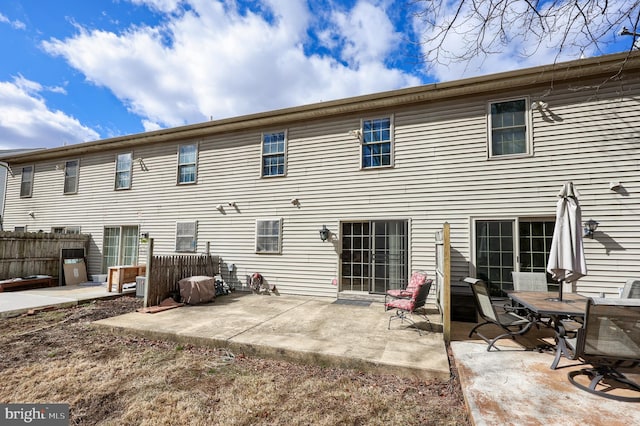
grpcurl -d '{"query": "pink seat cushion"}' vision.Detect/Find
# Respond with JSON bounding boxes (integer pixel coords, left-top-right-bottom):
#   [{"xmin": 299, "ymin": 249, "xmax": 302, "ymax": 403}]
[
  {"xmin": 385, "ymin": 298, "xmax": 414, "ymax": 311},
  {"xmin": 385, "ymin": 272, "xmax": 427, "ymax": 298},
  {"xmin": 409, "ymin": 272, "xmax": 427, "ymax": 287},
  {"xmin": 386, "ymin": 289, "xmax": 414, "ymax": 298}
]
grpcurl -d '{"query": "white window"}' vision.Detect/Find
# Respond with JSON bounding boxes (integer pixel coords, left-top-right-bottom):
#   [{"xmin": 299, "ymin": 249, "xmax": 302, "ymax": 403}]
[
  {"xmin": 14, "ymin": 226, "xmax": 27, "ymax": 232},
  {"xmin": 256, "ymin": 218, "xmax": 282, "ymax": 254},
  {"xmin": 20, "ymin": 165, "xmax": 34, "ymax": 198},
  {"xmin": 115, "ymin": 153, "xmax": 133, "ymax": 190},
  {"xmin": 176, "ymin": 221, "xmax": 198, "ymax": 252},
  {"xmin": 64, "ymin": 159, "xmax": 79, "ymax": 194},
  {"xmin": 52, "ymin": 226, "xmax": 81, "ymax": 234},
  {"xmin": 178, "ymin": 144, "xmax": 198, "ymax": 184},
  {"xmin": 261, "ymin": 131, "xmax": 287, "ymax": 177},
  {"xmin": 488, "ymin": 98, "xmax": 531, "ymax": 158},
  {"xmin": 361, "ymin": 116, "xmax": 393, "ymax": 168}
]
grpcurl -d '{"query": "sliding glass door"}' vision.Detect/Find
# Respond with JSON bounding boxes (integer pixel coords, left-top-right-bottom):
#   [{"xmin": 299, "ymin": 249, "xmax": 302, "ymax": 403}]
[
  {"xmin": 474, "ymin": 218, "xmax": 554, "ymax": 296},
  {"xmin": 102, "ymin": 225, "xmax": 139, "ymax": 272},
  {"xmin": 341, "ymin": 220, "xmax": 408, "ymax": 294}
]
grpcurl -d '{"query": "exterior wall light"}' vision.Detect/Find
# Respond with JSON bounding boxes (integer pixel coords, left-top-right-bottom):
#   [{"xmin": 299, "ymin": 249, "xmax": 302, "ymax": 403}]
[
  {"xmin": 319, "ymin": 225, "xmax": 330, "ymax": 242},
  {"xmin": 348, "ymin": 129, "xmax": 361, "ymax": 140},
  {"xmin": 531, "ymin": 101, "xmax": 548, "ymax": 110},
  {"xmin": 584, "ymin": 219, "xmax": 599, "ymax": 238}
]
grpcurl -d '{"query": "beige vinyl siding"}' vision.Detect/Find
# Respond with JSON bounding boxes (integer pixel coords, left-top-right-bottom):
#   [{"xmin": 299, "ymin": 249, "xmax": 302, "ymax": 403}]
[{"xmin": 3, "ymin": 61, "xmax": 640, "ymax": 298}]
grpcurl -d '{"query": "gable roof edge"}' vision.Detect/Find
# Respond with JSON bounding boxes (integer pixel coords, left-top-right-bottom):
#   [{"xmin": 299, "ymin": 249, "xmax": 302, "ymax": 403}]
[{"xmin": 3, "ymin": 51, "xmax": 639, "ymax": 164}]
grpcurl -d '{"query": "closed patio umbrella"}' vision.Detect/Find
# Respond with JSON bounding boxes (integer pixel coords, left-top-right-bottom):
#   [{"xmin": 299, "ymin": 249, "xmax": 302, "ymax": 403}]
[{"xmin": 546, "ymin": 182, "xmax": 587, "ymax": 301}]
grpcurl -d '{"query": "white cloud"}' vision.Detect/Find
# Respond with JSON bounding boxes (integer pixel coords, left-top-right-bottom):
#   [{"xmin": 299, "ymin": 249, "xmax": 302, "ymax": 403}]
[
  {"xmin": 41, "ymin": 0, "xmax": 420, "ymax": 129},
  {"xmin": 128, "ymin": 0, "xmax": 183, "ymax": 14},
  {"xmin": 0, "ymin": 12, "xmax": 26, "ymax": 30},
  {"xmin": 142, "ymin": 119, "xmax": 162, "ymax": 132},
  {"xmin": 331, "ymin": 1, "xmax": 401, "ymax": 66},
  {"xmin": 0, "ymin": 76, "xmax": 99, "ymax": 149}
]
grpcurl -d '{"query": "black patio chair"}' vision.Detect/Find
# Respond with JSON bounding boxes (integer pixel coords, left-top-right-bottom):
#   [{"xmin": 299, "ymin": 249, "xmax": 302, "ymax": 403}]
[
  {"xmin": 563, "ymin": 297, "xmax": 640, "ymax": 402},
  {"xmin": 467, "ymin": 277, "xmax": 536, "ymax": 351},
  {"xmin": 385, "ymin": 279, "xmax": 433, "ymax": 336}
]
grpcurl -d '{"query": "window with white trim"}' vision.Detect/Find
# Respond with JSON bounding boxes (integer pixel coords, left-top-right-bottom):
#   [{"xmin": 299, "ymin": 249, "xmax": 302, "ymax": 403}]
[
  {"xmin": 177, "ymin": 144, "xmax": 198, "ymax": 184},
  {"xmin": 261, "ymin": 131, "xmax": 286, "ymax": 177},
  {"xmin": 14, "ymin": 226, "xmax": 27, "ymax": 232},
  {"xmin": 361, "ymin": 116, "xmax": 393, "ymax": 168},
  {"xmin": 20, "ymin": 165, "xmax": 34, "ymax": 198},
  {"xmin": 256, "ymin": 218, "xmax": 282, "ymax": 254},
  {"xmin": 115, "ymin": 153, "xmax": 133, "ymax": 190},
  {"xmin": 64, "ymin": 159, "xmax": 79, "ymax": 194},
  {"xmin": 488, "ymin": 98, "xmax": 531, "ymax": 157},
  {"xmin": 176, "ymin": 221, "xmax": 198, "ymax": 252},
  {"xmin": 52, "ymin": 226, "xmax": 81, "ymax": 234}
]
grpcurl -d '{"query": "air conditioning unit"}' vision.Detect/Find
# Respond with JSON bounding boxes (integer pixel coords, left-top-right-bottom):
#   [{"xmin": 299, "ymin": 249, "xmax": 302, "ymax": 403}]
[{"xmin": 135, "ymin": 276, "xmax": 146, "ymax": 298}]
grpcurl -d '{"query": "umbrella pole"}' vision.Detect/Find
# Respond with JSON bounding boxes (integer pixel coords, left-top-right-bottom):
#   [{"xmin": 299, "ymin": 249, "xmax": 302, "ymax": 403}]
[{"xmin": 559, "ymin": 280, "xmax": 564, "ymax": 301}]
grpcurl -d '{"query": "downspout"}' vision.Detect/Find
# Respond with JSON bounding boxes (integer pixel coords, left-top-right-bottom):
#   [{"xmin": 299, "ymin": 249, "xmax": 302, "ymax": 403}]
[{"xmin": 0, "ymin": 162, "xmax": 13, "ymax": 231}]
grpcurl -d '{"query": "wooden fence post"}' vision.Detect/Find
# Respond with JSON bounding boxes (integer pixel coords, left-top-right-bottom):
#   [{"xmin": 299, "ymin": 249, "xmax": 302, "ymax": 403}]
[
  {"xmin": 443, "ymin": 222, "xmax": 451, "ymax": 344},
  {"xmin": 144, "ymin": 238, "xmax": 154, "ymax": 308}
]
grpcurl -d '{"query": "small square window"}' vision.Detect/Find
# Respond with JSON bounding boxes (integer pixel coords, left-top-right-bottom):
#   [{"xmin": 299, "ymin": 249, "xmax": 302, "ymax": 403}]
[
  {"xmin": 20, "ymin": 165, "xmax": 34, "ymax": 198},
  {"xmin": 64, "ymin": 160, "xmax": 79, "ymax": 194},
  {"xmin": 361, "ymin": 117, "xmax": 393, "ymax": 168},
  {"xmin": 115, "ymin": 153, "xmax": 133, "ymax": 190},
  {"xmin": 52, "ymin": 226, "xmax": 81, "ymax": 234},
  {"xmin": 256, "ymin": 219, "xmax": 282, "ymax": 254},
  {"xmin": 261, "ymin": 131, "xmax": 286, "ymax": 177},
  {"xmin": 178, "ymin": 144, "xmax": 198, "ymax": 184},
  {"xmin": 488, "ymin": 99, "xmax": 531, "ymax": 157},
  {"xmin": 176, "ymin": 221, "xmax": 197, "ymax": 252}
]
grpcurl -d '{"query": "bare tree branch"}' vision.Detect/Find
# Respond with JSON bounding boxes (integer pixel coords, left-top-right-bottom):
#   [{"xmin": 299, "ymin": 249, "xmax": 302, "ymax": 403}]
[{"xmin": 411, "ymin": 0, "xmax": 640, "ymax": 74}]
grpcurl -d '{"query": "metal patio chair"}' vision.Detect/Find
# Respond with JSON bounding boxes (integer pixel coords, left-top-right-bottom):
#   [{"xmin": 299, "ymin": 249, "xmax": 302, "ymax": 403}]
[
  {"xmin": 384, "ymin": 271, "xmax": 428, "ymax": 306},
  {"xmin": 386, "ymin": 279, "xmax": 433, "ymax": 335},
  {"xmin": 621, "ymin": 279, "xmax": 640, "ymax": 299},
  {"xmin": 510, "ymin": 271, "xmax": 552, "ymax": 325},
  {"xmin": 511, "ymin": 272, "xmax": 548, "ymax": 292},
  {"xmin": 467, "ymin": 277, "xmax": 536, "ymax": 351},
  {"xmin": 563, "ymin": 297, "xmax": 640, "ymax": 402}
]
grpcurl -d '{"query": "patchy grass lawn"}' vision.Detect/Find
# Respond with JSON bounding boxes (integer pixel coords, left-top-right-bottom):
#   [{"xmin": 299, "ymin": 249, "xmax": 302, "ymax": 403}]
[{"xmin": 0, "ymin": 297, "xmax": 470, "ymax": 425}]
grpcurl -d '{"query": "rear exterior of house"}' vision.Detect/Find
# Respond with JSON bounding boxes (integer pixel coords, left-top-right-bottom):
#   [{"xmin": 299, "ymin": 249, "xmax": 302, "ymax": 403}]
[{"xmin": 2, "ymin": 52, "xmax": 640, "ymax": 299}]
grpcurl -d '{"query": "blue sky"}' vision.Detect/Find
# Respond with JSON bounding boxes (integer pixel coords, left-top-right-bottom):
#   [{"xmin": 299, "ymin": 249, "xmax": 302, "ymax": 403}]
[{"xmin": 0, "ymin": 0, "xmax": 635, "ymax": 149}]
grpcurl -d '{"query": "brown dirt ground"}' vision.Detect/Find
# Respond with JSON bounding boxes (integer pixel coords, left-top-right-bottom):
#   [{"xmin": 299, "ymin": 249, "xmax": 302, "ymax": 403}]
[{"xmin": 0, "ymin": 296, "xmax": 470, "ymax": 425}]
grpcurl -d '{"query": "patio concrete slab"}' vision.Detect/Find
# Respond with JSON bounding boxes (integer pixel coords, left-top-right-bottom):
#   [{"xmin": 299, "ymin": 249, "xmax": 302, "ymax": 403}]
[
  {"xmin": 0, "ymin": 283, "xmax": 126, "ymax": 318},
  {"xmin": 93, "ymin": 292, "xmax": 450, "ymax": 380},
  {"xmin": 451, "ymin": 339, "xmax": 640, "ymax": 426},
  {"xmin": 4, "ymin": 287, "xmax": 638, "ymax": 425}
]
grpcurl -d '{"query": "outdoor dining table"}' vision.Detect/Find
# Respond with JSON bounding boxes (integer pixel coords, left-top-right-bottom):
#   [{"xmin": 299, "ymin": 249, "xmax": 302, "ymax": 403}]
[
  {"xmin": 507, "ymin": 291, "xmax": 588, "ymax": 369},
  {"xmin": 508, "ymin": 291, "xmax": 587, "ymax": 318}
]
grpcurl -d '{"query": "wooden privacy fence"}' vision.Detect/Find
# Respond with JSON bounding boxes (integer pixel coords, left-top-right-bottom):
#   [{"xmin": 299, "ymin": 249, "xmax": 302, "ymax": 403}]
[
  {"xmin": 0, "ymin": 231, "xmax": 90, "ymax": 280},
  {"xmin": 145, "ymin": 252, "xmax": 220, "ymax": 307}
]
